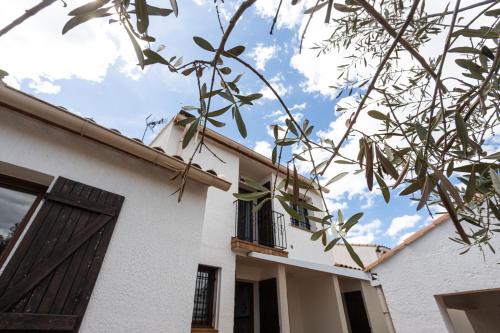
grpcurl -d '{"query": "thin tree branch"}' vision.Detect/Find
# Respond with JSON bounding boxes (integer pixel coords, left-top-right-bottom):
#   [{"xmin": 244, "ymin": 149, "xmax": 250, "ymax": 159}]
[
  {"xmin": 320, "ymin": 0, "xmax": 422, "ymax": 177},
  {"xmin": 355, "ymin": 0, "xmax": 447, "ymax": 92},
  {"xmin": 0, "ymin": 0, "xmax": 57, "ymax": 38},
  {"xmin": 420, "ymin": 0, "xmax": 497, "ymax": 20},
  {"xmin": 270, "ymin": 0, "xmax": 284, "ymax": 35}
]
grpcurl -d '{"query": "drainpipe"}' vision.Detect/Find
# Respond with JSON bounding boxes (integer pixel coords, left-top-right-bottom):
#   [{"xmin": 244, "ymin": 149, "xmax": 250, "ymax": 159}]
[{"xmin": 375, "ymin": 285, "xmax": 396, "ymax": 333}]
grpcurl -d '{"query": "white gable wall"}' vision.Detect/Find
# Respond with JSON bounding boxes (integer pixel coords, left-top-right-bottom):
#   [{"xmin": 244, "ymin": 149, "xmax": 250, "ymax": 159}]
[
  {"xmin": 0, "ymin": 107, "xmax": 209, "ymax": 333},
  {"xmin": 373, "ymin": 219, "xmax": 500, "ymax": 333}
]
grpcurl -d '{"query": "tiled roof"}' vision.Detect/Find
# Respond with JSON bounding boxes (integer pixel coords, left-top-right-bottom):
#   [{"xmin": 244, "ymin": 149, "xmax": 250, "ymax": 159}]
[
  {"xmin": 364, "ymin": 214, "xmax": 450, "ymax": 271},
  {"xmin": 0, "ymin": 85, "xmax": 230, "ymax": 191},
  {"xmin": 334, "ymin": 263, "xmax": 363, "ymax": 271}
]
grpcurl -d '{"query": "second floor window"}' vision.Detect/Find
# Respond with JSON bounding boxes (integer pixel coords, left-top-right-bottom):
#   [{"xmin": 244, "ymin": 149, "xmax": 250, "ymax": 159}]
[
  {"xmin": 192, "ymin": 265, "xmax": 217, "ymax": 328},
  {"xmin": 290, "ymin": 202, "xmax": 311, "ymax": 230}
]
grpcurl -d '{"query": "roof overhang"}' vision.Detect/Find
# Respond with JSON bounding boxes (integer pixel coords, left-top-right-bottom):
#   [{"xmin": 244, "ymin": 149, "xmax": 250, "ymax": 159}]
[
  {"xmin": 0, "ymin": 85, "xmax": 231, "ymax": 191},
  {"xmin": 174, "ymin": 111, "xmax": 329, "ymax": 194},
  {"xmin": 249, "ymin": 251, "xmax": 371, "ymax": 281}
]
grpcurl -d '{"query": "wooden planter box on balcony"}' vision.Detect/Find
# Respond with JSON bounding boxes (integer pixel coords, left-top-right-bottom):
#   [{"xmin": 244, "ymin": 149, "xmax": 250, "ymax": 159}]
[{"xmin": 231, "ymin": 237, "xmax": 288, "ymax": 257}]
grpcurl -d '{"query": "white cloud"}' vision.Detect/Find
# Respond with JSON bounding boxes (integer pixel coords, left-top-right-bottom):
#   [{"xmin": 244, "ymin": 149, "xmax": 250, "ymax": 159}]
[
  {"xmin": 249, "ymin": 43, "xmax": 278, "ymax": 71},
  {"xmin": 290, "ymin": 102, "xmax": 306, "ymax": 111},
  {"xmin": 253, "ymin": 140, "xmax": 273, "ymax": 158},
  {"xmin": 259, "ymin": 73, "xmax": 292, "ymax": 100},
  {"xmin": 264, "ymin": 110, "xmax": 284, "ymax": 119},
  {"xmin": 0, "ymin": 1, "xmax": 143, "ymax": 93},
  {"xmin": 387, "ymin": 214, "xmax": 421, "ymax": 237},
  {"xmin": 28, "ymin": 78, "xmax": 61, "ymax": 94},
  {"xmin": 347, "ymin": 218, "xmax": 383, "ymax": 244},
  {"xmin": 397, "ymin": 231, "xmax": 416, "ymax": 245},
  {"xmin": 254, "ymin": 0, "xmax": 307, "ymax": 30}
]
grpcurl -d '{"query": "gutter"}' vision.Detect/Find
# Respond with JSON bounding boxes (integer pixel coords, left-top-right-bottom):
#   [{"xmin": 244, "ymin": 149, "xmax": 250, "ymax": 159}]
[{"xmin": 0, "ymin": 85, "xmax": 231, "ymax": 192}]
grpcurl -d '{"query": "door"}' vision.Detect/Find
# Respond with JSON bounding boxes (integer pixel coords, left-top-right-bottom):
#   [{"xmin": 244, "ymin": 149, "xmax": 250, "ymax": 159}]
[
  {"xmin": 237, "ymin": 188, "xmax": 253, "ymax": 242},
  {"xmin": 344, "ymin": 291, "xmax": 372, "ymax": 333},
  {"xmin": 234, "ymin": 281, "xmax": 254, "ymax": 333},
  {"xmin": 257, "ymin": 182, "xmax": 274, "ymax": 247},
  {"xmin": 259, "ymin": 278, "xmax": 280, "ymax": 333},
  {"xmin": 0, "ymin": 177, "xmax": 124, "ymax": 331}
]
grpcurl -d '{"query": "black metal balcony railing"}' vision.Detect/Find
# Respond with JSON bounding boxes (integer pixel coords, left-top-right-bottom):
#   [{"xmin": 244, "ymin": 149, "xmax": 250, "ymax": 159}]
[{"xmin": 234, "ymin": 199, "xmax": 287, "ymax": 250}]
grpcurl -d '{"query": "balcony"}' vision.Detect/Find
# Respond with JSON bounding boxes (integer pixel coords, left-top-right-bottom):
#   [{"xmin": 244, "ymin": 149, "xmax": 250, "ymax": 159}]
[{"xmin": 232, "ymin": 199, "xmax": 288, "ymax": 257}]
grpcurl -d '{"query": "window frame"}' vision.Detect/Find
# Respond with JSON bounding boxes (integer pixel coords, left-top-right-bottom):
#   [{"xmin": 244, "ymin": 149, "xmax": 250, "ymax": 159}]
[
  {"xmin": 290, "ymin": 201, "xmax": 311, "ymax": 231},
  {"xmin": 191, "ymin": 264, "xmax": 218, "ymax": 328},
  {"xmin": 0, "ymin": 174, "xmax": 47, "ymax": 268}
]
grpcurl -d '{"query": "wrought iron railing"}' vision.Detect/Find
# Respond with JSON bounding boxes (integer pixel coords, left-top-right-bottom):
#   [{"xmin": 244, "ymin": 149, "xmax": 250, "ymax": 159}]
[{"xmin": 234, "ymin": 199, "xmax": 287, "ymax": 250}]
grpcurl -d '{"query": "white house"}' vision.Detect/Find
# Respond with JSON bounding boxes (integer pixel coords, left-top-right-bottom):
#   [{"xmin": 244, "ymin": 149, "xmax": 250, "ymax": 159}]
[
  {"xmin": 365, "ymin": 215, "xmax": 500, "ymax": 333},
  {"xmin": 153, "ymin": 111, "xmax": 391, "ymax": 333},
  {"xmin": 0, "ymin": 85, "xmax": 393, "ymax": 333},
  {"xmin": 0, "ymin": 85, "xmax": 230, "ymax": 332}
]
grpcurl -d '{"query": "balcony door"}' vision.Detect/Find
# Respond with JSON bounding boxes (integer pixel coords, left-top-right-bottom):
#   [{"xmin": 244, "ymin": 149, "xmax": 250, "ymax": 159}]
[
  {"xmin": 257, "ymin": 182, "xmax": 274, "ymax": 248},
  {"xmin": 237, "ymin": 188, "xmax": 253, "ymax": 242}
]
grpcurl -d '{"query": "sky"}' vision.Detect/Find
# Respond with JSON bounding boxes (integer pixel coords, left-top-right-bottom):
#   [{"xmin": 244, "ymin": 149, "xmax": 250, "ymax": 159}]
[{"xmin": 1, "ymin": 0, "xmax": 485, "ymax": 248}]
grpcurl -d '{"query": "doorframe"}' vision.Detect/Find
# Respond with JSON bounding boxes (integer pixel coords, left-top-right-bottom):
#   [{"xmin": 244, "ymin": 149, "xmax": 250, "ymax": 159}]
[{"xmin": 235, "ymin": 279, "xmax": 255, "ymax": 333}]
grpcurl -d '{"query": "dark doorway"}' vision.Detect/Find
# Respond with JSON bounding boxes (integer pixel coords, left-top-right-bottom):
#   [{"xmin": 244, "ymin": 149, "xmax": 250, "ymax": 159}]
[
  {"xmin": 237, "ymin": 187, "xmax": 253, "ymax": 242},
  {"xmin": 257, "ymin": 182, "xmax": 274, "ymax": 247},
  {"xmin": 234, "ymin": 281, "xmax": 254, "ymax": 333},
  {"xmin": 344, "ymin": 291, "xmax": 371, "ymax": 333},
  {"xmin": 259, "ymin": 278, "xmax": 280, "ymax": 333}
]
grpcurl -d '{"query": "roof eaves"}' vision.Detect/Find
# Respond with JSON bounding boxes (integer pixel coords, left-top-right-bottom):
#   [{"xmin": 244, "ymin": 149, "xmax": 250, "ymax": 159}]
[
  {"xmin": 364, "ymin": 214, "xmax": 449, "ymax": 271},
  {"xmin": 0, "ymin": 86, "xmax": 231, "ymax": 192}
]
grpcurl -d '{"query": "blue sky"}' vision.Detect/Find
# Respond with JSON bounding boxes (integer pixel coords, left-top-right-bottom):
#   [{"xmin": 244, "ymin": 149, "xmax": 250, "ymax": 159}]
[{"xmin": 0, "ymin": 0, "xmax": 438, "ymax": 247}]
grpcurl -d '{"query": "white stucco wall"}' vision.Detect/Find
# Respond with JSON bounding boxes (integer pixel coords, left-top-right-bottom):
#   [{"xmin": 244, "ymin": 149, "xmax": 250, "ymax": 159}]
[
  {"xmin": 333, "ymin": 245, "xmax": 384, "ymax": 268},
  {"xmin": 373, "ymin": 219, "xmax": 500, "ymax": 333},
  {"xmin": 153, "ymin": 123, "xmax": 240, "ymax": 333},
  {"xmin": 0, "ymin": 107, "xmax": 209, "ymax": 333}
]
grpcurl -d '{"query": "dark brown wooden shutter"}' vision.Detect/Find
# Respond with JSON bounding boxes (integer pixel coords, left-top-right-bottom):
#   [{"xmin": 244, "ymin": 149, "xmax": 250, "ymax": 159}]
[{"xmin": 0, "ymin": 177, "xmax": 124, "ymax": 331}]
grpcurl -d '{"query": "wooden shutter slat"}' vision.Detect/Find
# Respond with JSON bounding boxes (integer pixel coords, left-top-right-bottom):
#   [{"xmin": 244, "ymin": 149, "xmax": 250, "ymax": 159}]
[
  {"xmin": 0, "ymin": 214, "xmax": 112, "ymax": 311},
  {"xmin": 0, "ymin": 177, "xmax": 124, "ymax": 332},
  {"xmin": 45, "ymin": 192, "xmax": 118, "ymax": 216},
  {"xmin": 0, "ymin": 313, "xmax": 78, "ymax": 331}
]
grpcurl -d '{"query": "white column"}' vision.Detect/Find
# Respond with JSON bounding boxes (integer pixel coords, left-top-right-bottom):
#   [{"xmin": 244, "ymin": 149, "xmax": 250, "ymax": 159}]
[
  {"xmin": 332, "ymin": 275, "xmax": 350, "ymax": 333},
  {"xmin": 276, "ymin": 264, "xmax": 291, "ymax": 333}
]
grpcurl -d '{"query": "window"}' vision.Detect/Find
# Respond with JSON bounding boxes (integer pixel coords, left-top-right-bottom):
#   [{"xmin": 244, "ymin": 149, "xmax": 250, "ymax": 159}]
[
  {"xmin": 290, "ymin": 201, "xmax": 311, "ymax": 230},
  {"xmin": 192, "ymin": 265, "xmax": 217, "ymax": 328},
  {"xmin": 0, "ymin": 174, "xmax": 45, "ymax": 265}
]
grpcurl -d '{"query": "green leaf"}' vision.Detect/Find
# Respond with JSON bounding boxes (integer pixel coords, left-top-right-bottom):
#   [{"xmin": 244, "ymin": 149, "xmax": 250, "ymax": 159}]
[
  {"xmin": 324, "ymin": 238, "xmax": 341, "ymax": 252},
  {"xmin": 464, "ymin": 165, "xmax": 476, "ymax": 203},
  {"xmin": 207, "ymin": 105, "xmax": 231, "ymax": 117},
  {"xmin": 367, "ymin": 110, "xmax": 390, "ymax": 121},
  {"xmin": 455, "ymin": 112, "xmax": 468, "ymax": 153},
  {"xmin": 451, "ymin": 28, "xmax": 499, "ymax": 39},
  {"xmin": 175, "ymin": 117, "xmax": 195, "ymax": 127},
  {"xmin": 207, "ymin": 118, "xmax": 225, "ymax": 127},
  {"xmin": 481, "ymin": 46, "xmax": 495, "ymax": 60},
  {"xmin": 220, "ymin": 67, "xmax": 232, "ymax": 75},
  {"xmin": 334, "ymin": 3, "xmax": 360, "ymax": 12},
  {"xmin": 375, "ymin": 173, "xmax": 390, "ymax": 203},
  {"xmin": 400, "ymin": 177, "xmax": 425, "ymax": 196},
  {"xmin": 170, "ymin": 0, "xmax": 179, "ymax": 16},
  {"xmin": 342, "ymin": 213, "xmax": 363, "ymax": 232},
  {"xmin": 124, "ymin": 23, "xmax": 145, "ymax": 69},
  {"xmin": 253, "ymin": 197, "xmax": 271, "ymax": 213},
  {"xmin": 311, "ymin": 229, "xmax": 324, "ymax": 241},
  {"xmin": 242, "ymin": 178, "xmax": 269, "ymax": 192},
  {"xmin": 234, "ymin": 191, "xmax": 270, "ymax": 201},
  {"xmin": 143, "ymin": 49, "xmax": 169, "ymax": 66},
  {"xmin": 68, "ymin": 0, "xmax": 109, "ymax": 16},
  {"xmin": 182, "ymin": 118, "xmax": 199, "ymax": 148},
  {"xmin": 485, "ymin": 152, "xmax": 500, "ymax": 160},
  {"xmin": 417, "ymin": 175, "xmax": 434, "ymax": 211},
  {"xmin": 62, "ymin": 8, "xmax": 111, "ymax": 34},
  {"xmin": 485, "ymin": 8, "xmax": 500, "ymax": 16},
  {"xmin": 0, "ymin": 69, "xmax": 8, "ymax": 81},
  {"xmin": 277, "ymin": 197, "xmax": 302, "ymax": 220},
  {"xmin": 448, "ymin": 47, "xmax": 481, "ymax": 55},
  {"xmin": 233, "ymin": 106, "xmax": 247, "ymax": 138},
  {"xmin": 225, "ymin": 45, "xmax": 245, "ymax": 57},
  {"xmin": 193, "ymin": 36, "xmax": 215, "ymax": 52},
  {"xmin": 343, "ymin": 239, "xmax": 364, "ymax": 269},
  {"xmin": 325, "ymin": 172, "xmax": 349, "ymax": 186},
  {"xmin": 490, "ymin": 168, "xmax": 500, "ymax": 196},
  {"xmin": 135, "ymin": 0, "xmax": 149, "ymax": 34}
]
